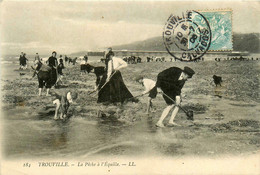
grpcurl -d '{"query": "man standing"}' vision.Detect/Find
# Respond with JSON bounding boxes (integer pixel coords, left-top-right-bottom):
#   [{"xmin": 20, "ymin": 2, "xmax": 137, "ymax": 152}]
[{"xmin": 155, "ymin": 66, "xmax": 195, "ymax": 127}]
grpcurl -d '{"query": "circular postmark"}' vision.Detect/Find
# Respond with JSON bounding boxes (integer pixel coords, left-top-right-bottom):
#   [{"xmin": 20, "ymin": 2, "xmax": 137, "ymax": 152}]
[{"xmin": 163, "ymin": 11, "xmax": 212, "ymax": 61}]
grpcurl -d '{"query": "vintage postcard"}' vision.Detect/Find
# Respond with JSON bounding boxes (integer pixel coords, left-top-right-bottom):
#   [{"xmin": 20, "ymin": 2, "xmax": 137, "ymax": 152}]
[{"xmin": 0, "ymin": 1, "xmax": 260, "ymax": 175}]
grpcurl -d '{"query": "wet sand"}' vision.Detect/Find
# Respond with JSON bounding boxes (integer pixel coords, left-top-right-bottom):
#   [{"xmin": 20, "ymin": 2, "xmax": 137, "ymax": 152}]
[{"xmin": 1, "ymin": 60, "xmax": 260, "ymax": 159}]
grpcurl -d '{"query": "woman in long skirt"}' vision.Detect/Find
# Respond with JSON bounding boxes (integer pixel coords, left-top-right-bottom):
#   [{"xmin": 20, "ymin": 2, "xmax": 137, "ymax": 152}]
[
  {"xmin": 47, "ymin": 51, "xmax": 58, "ymax": 87},
  {"xmin": 97, "ymin": 52, "xmax": 133, "ymax": 104}
]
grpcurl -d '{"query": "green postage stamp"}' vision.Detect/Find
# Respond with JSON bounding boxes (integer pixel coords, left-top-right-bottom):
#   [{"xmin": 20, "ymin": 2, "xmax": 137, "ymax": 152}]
[{"xmin": 199, "ymin": 10, "xmax": 233, "ymax": 51}]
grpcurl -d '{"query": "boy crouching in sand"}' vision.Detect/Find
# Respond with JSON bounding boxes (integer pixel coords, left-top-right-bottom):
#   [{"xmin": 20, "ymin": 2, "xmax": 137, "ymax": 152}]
[
  {"xmin": 136, "ymin": 76, "xmax": 157, "ymax": 114},
  {"xmin": 53, "ymin": 91, "xmax": 78, "ymax": 120}
]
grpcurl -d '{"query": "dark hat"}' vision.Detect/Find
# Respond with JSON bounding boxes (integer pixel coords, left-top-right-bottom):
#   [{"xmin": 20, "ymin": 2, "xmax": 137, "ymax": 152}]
[{"xmin": 183, "ymin": 66, "xmax": 195, "ymax": 78}]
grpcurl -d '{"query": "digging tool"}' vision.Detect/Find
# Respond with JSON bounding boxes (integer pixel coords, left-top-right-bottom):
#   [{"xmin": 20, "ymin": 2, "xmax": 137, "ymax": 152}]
[
  {"xmin": 88, "ymin": 89, "xmax": 98, "ymax": 95},
  {"xmin": 122, "ymin": 92, "xmax": 149, "ymax": 104},
  {"xmin": 160, "ymin": 91, "xmax": 194, "ymax": 120},
  {"xmin": 55, "ymin": 65, "xmax": 60, "ymax": 86}
]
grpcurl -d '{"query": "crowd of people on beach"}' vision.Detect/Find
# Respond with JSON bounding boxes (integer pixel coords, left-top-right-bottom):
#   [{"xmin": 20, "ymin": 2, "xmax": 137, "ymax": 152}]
[
  {"xmin": 19, "ymin": 47, "xmax": 197, "ymax": 127},
  {"xmin": 215, "ymin": 56, "xmax": 259, "ymax": 62}
]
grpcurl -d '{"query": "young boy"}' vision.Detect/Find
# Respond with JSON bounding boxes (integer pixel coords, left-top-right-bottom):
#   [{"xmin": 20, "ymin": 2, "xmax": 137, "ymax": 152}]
[
  {"xmin": 136, "ymin": 76, "xmax": 157, "ymax": 114},
  {"xmin": 53, "ymin": 91, "xmax": 78, "ymax": 120}
]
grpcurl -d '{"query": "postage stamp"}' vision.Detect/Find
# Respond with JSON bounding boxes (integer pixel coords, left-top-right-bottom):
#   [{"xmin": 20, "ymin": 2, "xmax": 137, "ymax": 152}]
[{"xmin": 199, "ymin": 10, "xmax": 233, "ymax": 51}]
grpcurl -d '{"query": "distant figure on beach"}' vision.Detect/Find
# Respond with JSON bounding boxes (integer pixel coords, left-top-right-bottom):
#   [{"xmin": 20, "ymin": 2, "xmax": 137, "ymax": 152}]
[
  {"xmin": 64, "ymin": 55, "xmax": 69, "ymax": 66},
  {"xmin": 136, "ymin": 76, "xmax": 156, "ymax": 114},
  {"xmin": 147, "ymin": 56, "xmax": 153, "ymax": 62},
  {"xmin": 136, "ymin": 57, "xmax": 142, "ymax": 63},
  {"xmin": 20, "ymin": 53, "xmax": 28, "ymax": 69},
  {"xmin": 57, "ymin": 58, "xmax": 65, "ymax": 75},
  {"xmin": 154, "ymin": 66, "xmax": 195, "ymax": 127},
  {"xmin": 56, "ymin": 58, "xmax": 65, "ymax": 86},
  {"xmin": 19, "ymin": 52, "xmax": 23, "ymax": 69},
  {"xmin": 53, "ymin": 91, "xmax": 78, "ymax": 120},
  {"xmin": 84, "ymin": 54, "xmax": 88, "ymax": 62},
  {"xmin": 35, "ymin": 53, "xmax": 40, "ymax": 62},
  {"xmin": 213, "ymin": 75, "xmax": 223, "ymax": 87},
  {"xmin": 80, "ymin": 55, "xmax": 88, "ymax": 75},
  {"xmin": 47, "ymin": 51, "xmax": 58, "ymax": 89},
  {"xmin": 97, "ymin": 52, "xmax": 134, "ymax": 104},
  {"xmin": 69, "ymin": 57, "xmax": 77, "ymax": 65}
]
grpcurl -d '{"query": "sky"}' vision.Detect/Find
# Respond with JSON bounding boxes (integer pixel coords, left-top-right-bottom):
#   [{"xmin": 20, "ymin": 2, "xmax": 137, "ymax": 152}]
[{"xmin": 1, "ymin": 1, "xmax": 260, "ymax": 55}]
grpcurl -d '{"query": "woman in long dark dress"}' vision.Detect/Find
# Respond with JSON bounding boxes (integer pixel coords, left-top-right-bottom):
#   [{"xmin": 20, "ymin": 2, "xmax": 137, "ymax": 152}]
[
  {"xmin": 21, "ymin": 53, "xmax": 28, "ymax": 69},
  {"xmin": 97, "ymin": 52, "xmax": 133, "ymax": 104},
  {"xmin": 47, "ymin": 51, "xmax": 58, "ymax": 88}
]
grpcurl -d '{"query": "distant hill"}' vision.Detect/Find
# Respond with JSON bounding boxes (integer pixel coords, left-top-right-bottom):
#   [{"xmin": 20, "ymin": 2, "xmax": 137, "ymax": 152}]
[
  {"xmin": 112, "ymin": 36, "xmax": 165, "ymax": 51},
  {"xmin": 112, "ymin": 33, "xmax": 260, "ymax": 53},
  {"xmin": 233, "ymin": 33, "xmax": 260, "ymax": 53},
  {"xmin": 70, "ymin": 33, "xmax": 260, "ymax": 55}
]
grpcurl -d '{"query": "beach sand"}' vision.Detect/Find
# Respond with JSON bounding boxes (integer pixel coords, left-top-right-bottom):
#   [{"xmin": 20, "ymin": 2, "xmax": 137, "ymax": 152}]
[{"xmin": 1, "ymin": 59, "xmax": 260, "ymax": 158}]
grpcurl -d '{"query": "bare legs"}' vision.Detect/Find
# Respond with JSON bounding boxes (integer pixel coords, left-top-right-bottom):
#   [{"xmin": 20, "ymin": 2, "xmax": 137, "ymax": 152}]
[
  {"xmin": 38, "ymin": 88, "xmax": 42, "ymax": 96},
  {"xmin": 156, "ymin": 105, "xmax": 174, "ymax": 127},
  {"xmin": 156, "ymin": 105, "xmax": 180, "ymax": 127},
  {"xmin": 38, "ymin": 88, "xmax": 51, "ymax": 96},
  {"xmin": 146, "ymin": 97, "xmax": 153, "ymax": 114},
  {"xmin": 169, "ymin": 106, "xmax": 180, "ymax": 125},
  {"xmin": 46, "ymin": 88, "xmax": 50, "ymax": 96},
  {"xmin": 53, "ymin": 100, "xmax": 60, "ymax": 120}
]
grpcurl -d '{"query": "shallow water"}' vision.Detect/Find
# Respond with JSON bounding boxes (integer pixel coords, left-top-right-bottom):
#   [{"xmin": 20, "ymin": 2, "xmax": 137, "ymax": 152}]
[
  {"xmin": 3, "ymin": 106, "xmax": 185, "ymax": 159},
  {"xmin": 3, "ymin": 96, "xmax": 260, "ymax": 159}
]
